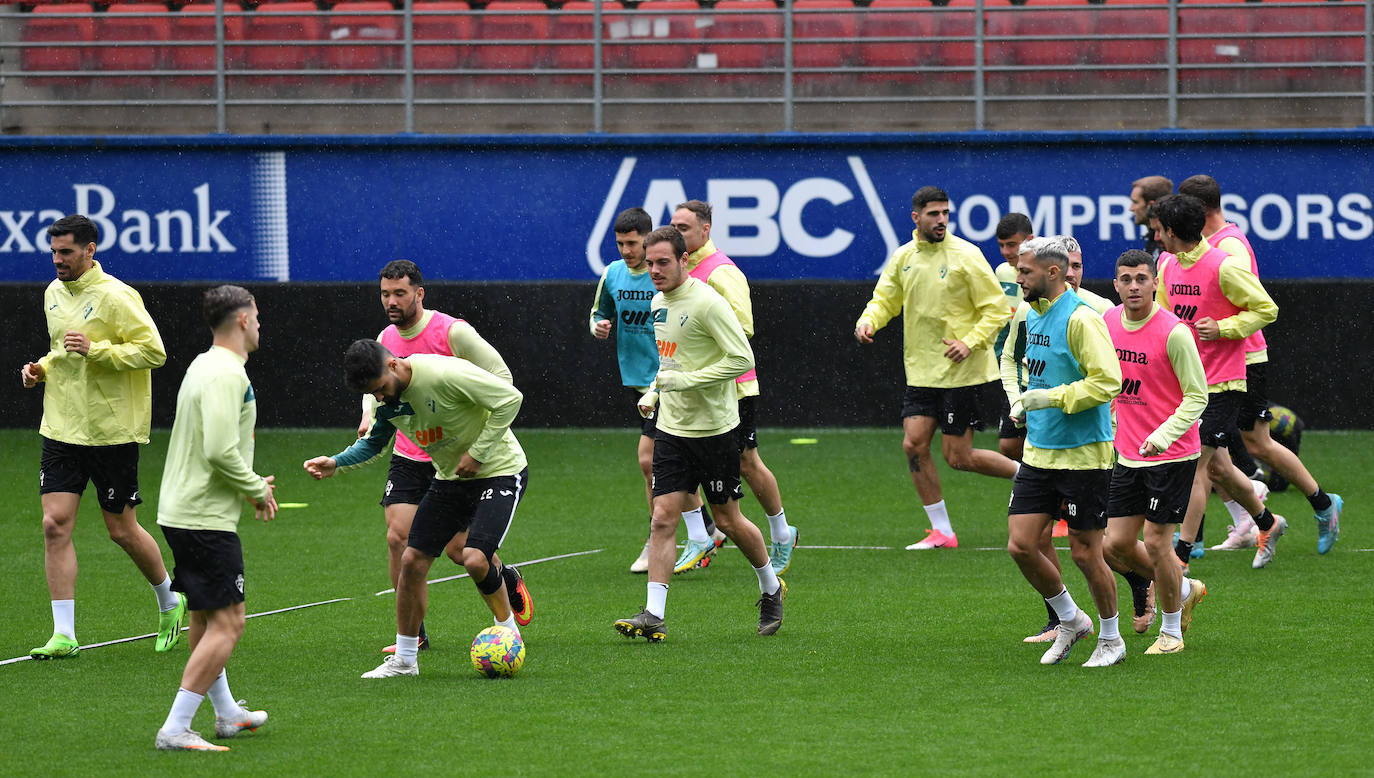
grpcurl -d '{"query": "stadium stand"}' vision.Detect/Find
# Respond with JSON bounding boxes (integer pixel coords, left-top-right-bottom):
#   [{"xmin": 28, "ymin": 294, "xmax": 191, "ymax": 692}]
[
  {"xmin": 324, "ymin": 1, "xmax": 399, "ymax": 84},
  {"xmin": 95, "ymin": 3, "xmax": 171, "ymax": 89},
  {"xmin": 244, "ymin": 1, "xmax": 325, "ymax": 86},
  {"xmin": 549, "ymin": 1, "xmax": 627, "ymax": 85},
  {"xmin": 20, "ymin": 3, "xmax": 94, "ymax": 87},
  {"xmin": 700, "ymin": 0, "xmax": 784, "ymax": 86},
  {"xmin": 792, "ymin": 0, "xmax": 859, "ymax": 91},
  {"xmin": 411, "ymin": 0, "xmax": 472, "ymax": 82},
  {"xmin": 171, "ymin": 2, "xmax": 247, "ymax": 85},
  {"xmin": 471, "ymin": 0, "xmax": 552, "ymax": 85},
  {"xmin": 621, "ymin": 0, "xmax": 701, "ymax": 85}
]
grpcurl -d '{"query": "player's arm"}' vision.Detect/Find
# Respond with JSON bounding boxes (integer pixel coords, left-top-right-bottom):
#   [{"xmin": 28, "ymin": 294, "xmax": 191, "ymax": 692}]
[
  {"xmin": 1214, "ymin": 258, "xmax": 1278, "ymax": 340},
  {"xmin": 656, "ymin": 302, "xmax": 755, "ymax": 393},
  {"xmin": 1144, "ymin": 322, "xmax": 1209, "ymax": 454},
  {"xmin": 1027, "ymin": 309, "xmax": 1122, "ymax": 413},
  {"xmin": 84, "ymin": 289, "xmax": 167, "ymax": 371},
  {"xmin": 590, "ymin": 269, "xmax": 615, "ymax": 338},
  {"xmin": 706, "ymin": 265, "xmax": 754, "ymax": 339},
  {"xmin": 1000, "ymin": 303, "xmax": 1030, "ymax": 413},
  {"xmin": 448, "ymin": 320, "xmax": 512, "ymax": 383},
  {"xmin": 957, "ymin": 258, "xmax": 1013, "ymax": 352},
  {"xmin": 1154, "ymin": 256, "xmax": 1171, "ymax": 310},
  {"xmin": 451, "ymin": 361, "xmax": 524, "ymax": 466},
  {"xmin": 855, "ymin": 250, "xmax": 905, "ymax": 340},
  {"xmin": 310, "ymin": 407, "xmax": 397, "ymax": 477},
  {"xmin": 201, "ymin": 375, "xmax": 272, "ymax": 502}
]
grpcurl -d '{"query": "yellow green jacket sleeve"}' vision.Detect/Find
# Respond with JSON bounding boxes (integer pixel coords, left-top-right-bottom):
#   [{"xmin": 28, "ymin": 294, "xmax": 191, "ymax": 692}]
[
  {"xmin": 1144, "ymin": 323, "xmax": 1210, "ymax": 455},
  {"xmin": 1217, "ymin": 257, "xmax": 1278, "ymax": 340}
]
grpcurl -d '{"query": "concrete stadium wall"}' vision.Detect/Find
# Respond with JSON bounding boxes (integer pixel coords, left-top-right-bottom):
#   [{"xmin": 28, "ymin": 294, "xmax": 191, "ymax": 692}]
[{"xmin": 2, "ymin": 280, "xmax": 1368, "ymax": 432}]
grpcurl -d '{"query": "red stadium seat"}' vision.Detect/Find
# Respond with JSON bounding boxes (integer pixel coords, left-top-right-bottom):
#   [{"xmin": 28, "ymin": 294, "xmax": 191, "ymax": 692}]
[
  {"xmin": 1089, "ymin": 7, "xmax": 1169, "ymax": 89},
  {"xmin": 793, "ymin": 0, "xmax": 859, "ymax": 90},
  {"xmin": 700, "ymin": 0, "xmax": 783, "ymax": 83},
  {"xmin": 549, "ymin": 0, "xmax": 626, "ymax": 82},
  {"xmin": 411, "ymin": 1, "xmax": 472, "ymax": 79},
  {"xmin": 94, "ymin": 3, "xmax": 172, "ymax": 87},
  {"xmin": 1177, "ymin": 5, "xmax": 1249, "ymax": 92},
  {"xmin": 621, "ymin": 0, "xmax": 702, "ymax": 84},
  {"xmin": 985, "ymin": 6, "xmax": 1093, "ymax": 90},
  {"xmin": 471, "ymin": 0, "xmax": 552, "ymax": 82},
  {"xmin": 21, "ymin": 4, "xmax": 94, "ymax": 87},
  {"xmin": 170, "ymin": 4, "xmax": 246, "ymax": 84},
  {"xmin": 1247, "ymin": 5, "xmax": 1320, "ymax": 90},
  {"xmin": 858, "ymin": 0, "xmax": 938, "ymax": 84},
  {"xmin": 244, "ymin": 2, "xmax": 325, "ymax": 85},
  {"xmin": 1316, "ymin": 1, "xmax": 1366, "ymax": 90},
  {"xmin": 325, "ymin": 1, "xmax": 399, "ymax": 82}
]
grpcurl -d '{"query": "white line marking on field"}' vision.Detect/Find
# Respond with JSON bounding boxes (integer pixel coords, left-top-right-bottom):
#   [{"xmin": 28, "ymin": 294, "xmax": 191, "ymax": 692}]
[
  {"xmin": 373, "ymin": 548, "xmax": 604, "ymax": 596},
  {"xmin": 802, "ymin": 545, "xmax": 897, "ymax": 550},
  {"xmin": 0, "ymin": 598, "xmax": 353, "ymax": 667}
]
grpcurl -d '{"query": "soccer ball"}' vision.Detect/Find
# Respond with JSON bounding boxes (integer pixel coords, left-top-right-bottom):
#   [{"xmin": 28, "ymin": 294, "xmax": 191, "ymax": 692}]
[{"xmin": 470, "ymin": 626, "xmax": 524, "ymax": 678}]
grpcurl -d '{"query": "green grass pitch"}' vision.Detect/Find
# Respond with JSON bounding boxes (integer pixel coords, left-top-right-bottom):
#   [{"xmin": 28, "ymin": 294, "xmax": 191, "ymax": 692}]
[{"xmin": 1, "ymin": 427, "xmax": 1369, "ymax": 774}]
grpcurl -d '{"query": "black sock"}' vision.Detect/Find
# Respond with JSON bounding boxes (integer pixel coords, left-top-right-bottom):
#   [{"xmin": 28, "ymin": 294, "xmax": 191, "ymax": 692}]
[
  {"xmin": 1196, "ymin": 515, "xmax": 1205, "ymax": 546},
  {"xmin": 1122, "ymin": 570, "xmax": 1151, "ymax": 591},
  {"xmin": 1044, "ymin": 598, "xmax": 1058, "ymax": 625},
  {"xmin": 1307, "ymin": 488, "xmax": 1332, "ymax": 512},
  {"xmin": 1174, "ymin": 538, "xmax": 1192, "ymax": 564},
  {"xmin": 701, "ymin": 502, "xmax": 717, "ymax": 537},
  {"xmin": 1253, "ymin": 508, "xmax": 1276, "ymax": 532}
]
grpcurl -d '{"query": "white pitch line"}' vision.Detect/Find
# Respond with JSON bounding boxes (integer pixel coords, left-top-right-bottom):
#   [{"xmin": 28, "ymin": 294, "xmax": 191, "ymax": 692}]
[
  {"xmin": 373, "ymin": 548, "xmax": 604, "ymax": 596},
  {"xmin": 0, "ymin": 597, "xmax": 353, "ymax": 667}
]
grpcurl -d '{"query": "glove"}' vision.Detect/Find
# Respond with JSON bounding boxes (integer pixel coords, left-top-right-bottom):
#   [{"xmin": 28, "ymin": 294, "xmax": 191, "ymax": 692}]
[
  {"xmin": 1020, "ymin": 388, "xmax": 1054, "ymax": 412},
  {"xmin": 637, "ymin": 391, "xmax": 658, "ymax": 419}
]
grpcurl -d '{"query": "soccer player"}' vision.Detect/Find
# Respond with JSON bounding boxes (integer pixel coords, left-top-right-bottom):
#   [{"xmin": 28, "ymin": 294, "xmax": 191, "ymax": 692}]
[
  {"xmin": 992, "ymin": 213, "xmax": 1033, "ymax": 462},
  {"xmin": 614, "ymin": 226, "xmax": 784, "ymax": 641},
  {"xmin": 854, "ymin": 186, "xmax": 1016, "ymax": 550},
  {"xmin": 1129, "ymin": 175, "xmax": 1173, "ymax": 259},
  {"xmin": 358, "ymin": 260, "xmax": 530, "ymax": 654},
  {"xmin": 1178, "ymin": 175, "xmax": 1342, "ymax": 554},
  {"xmin": 154, "ymin": 285, "xmax": 278, "ymax": 752},
  {"xmin": 670, "ymin": 200, "xmax": 797, "ymax": 575},
  {"xmin": 590, "ymin": 207, "xmax": 718, "ymax": 574},
  {"xmin": 20, "ymin": 214, "xmax": 185, "ymax": 660},
  {"xmin": 1002, "ymin": 236, "xmax": 1153, "ymax": 643},
  {"xmin": 1152, "ymin": 194, "xmax": 1286, "ymax": 570},
  {"xmin": 1004, "ymin": 237, "xmax": 1123, "ymax": 667},
  {"xmin": 305, "ymin": 340, "xmax": 530, "ymax": 679},
  {"xmin": 1102, "ymin": 251, "xmax": 1210, "ymax": 655}
]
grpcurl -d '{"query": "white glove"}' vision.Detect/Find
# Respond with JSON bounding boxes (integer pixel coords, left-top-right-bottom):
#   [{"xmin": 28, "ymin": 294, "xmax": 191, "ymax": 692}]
[{"xmin": 1020, "ymin": 388, "xmax": 1054, "ymax": 412}]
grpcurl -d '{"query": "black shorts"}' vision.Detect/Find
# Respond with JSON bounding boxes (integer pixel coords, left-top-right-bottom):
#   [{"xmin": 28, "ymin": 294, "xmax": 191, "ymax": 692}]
[
  {"xmin": 1238, "ymin": 361, "xmax": 1273, "ymax": 428},
  {"xmin": 1199, "ymin": 390, "xmax": 1244, "ymax": 449},
  {"xmin": 628, "ymin": 388, "xmax": 657, "ymax": 438},
  {"xmin": 39, "ymin": 436, "xmax": 143, "ymax": 513},
  {"xmin": 997, "ymin": 392, "xmax": 1027, "ymax": 440},
  {"xmin": 1008, "ymin": 463, "xmax": 1110, "ymax": 531},
  {"xmin": 901, "ymin": 383, "xmax": 992, "ymax": 436},
  {"xmin": 408, "ymin": 467, "xmax": 528, "ymax": 558},
  {"xmin": 1107, "ymin": 459, "xmax": 1198, "ymax": 525},
  {"xmin": 736, "ymin": 395, "xmax": 760, "ymax": 450},
  {"xmin": 652, "ymin": 429, "xmax": 744, "ymax": 505},
  {"xmin": 161, "ymin": 526, "xmax": 245, "ymax": 611},
  {"xmin": 380, "ymin": 455, "xmax": 435, "ymax": 507}
]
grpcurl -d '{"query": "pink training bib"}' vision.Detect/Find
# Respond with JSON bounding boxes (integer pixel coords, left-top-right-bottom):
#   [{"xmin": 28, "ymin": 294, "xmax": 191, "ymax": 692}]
[
  {"xmin": 379, "ymin": 310, "xmax": 459, "ymax": 460},
  {"xmin": 1159, "ymin": 247, "xmax": 1246, "ymax": 385},
  {"xmin": 689, "ymin": 249, "xmax": 758, "ymax": 385},
  {"xmin": 1105, "ymin": 305, "xmax": 1201, "ymax": 462},
  {"xmin": 1210, "ymin": 222, "xmax": 1267, "ymax": 356}
]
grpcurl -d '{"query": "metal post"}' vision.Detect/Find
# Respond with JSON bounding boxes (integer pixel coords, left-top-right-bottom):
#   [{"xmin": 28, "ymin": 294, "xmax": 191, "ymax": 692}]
[
  {"xmin": 783, "ymin": 1, "xmax": 794, "ymax": 132},
  {"xmin": 215, "ymin": 0, "xmax": 227, "ymax": 133},
  {"xmin": 594, "ymin": 0, "xmax": 604, "ymax": 133},
  {"xmin": 974, "ymin": 0, "xmax": 985, "ymax": 131},
  {"xmin": 1167, "ymin": 0, "xmax": 1178, "ymax": 128},
  {"xmin": 404, "ymin": 0, "xmax": 415, "ymax": 133}
]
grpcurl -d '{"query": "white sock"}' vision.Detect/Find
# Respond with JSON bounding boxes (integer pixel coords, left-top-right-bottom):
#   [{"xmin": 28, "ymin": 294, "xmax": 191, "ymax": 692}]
[
  {"xmin": 1099, "ymin": 614, "xmax": 1120, "ymax": 641},
  {"xmin": 1180, "ymin": 577, "xmax": 1192, "ymax": 601},
  {"xmin": 495, "ymin": 613, "xmax": 520, "ymax": 639},
  {"xmin": 646, "ymin": 582, "xmax": 669, "ymax": 619},
  {"xmin": 924, "ymin": 501, "xmax": 953, "ymax": 536},
  {"xmin": 207, "ymin": 670, "xmax": 242, "ymax": 718},
  {"xmin": 1223, "ymin": 500, "xmax": 1253, "ymax": 528},
  {"xmin": 396, "ymin": 634, "xmax": 419, "ymax": 665},
  {"xmin": 682, "ymin": 507, "xmax": 709, "ymax": 544},
  {"xmin": 162, "ymin": 688, "xmax": 204, "ymax": 733},
  {"xmin": 766, "ymin": 510, "xmax": 790, "ymax": 545},
  {"xmin": 1046, "ymin": 588, "xmax": 1080, "ymax": 624},
  {"xmin": 754, "ymin": 562, "xmax": 781, "ymax": 596},
  {"xmin": 1161, "ymin": 609, "xmax": 1182, "ymax": 638},
  {"xmin": 51, "ymin": 599, "xmax": 75, "ymax": 641},
  {"xmin": 153, "ymin": 575, "xmax": 179, "ymax": 612}
]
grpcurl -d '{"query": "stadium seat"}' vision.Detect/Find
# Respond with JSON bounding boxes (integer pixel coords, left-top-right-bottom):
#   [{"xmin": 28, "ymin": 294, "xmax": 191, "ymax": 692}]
[
  {"xmin": 471, "ymin": 0, "xmax": 552, "ymax": 82},
  {"xmin": 549, "ymin": 0, "xmax": 626, "ymax": 83},
  {"xmin": 170, "ymin": 3, "xmax": 246, "ymax": 84},
  {"xmin": 411, "ymin": 1, "xmax": 471, "ymax": 79},
  {"xmin": 20, "ymin": 3, "xmax": 94, "ymax": 87},
  {"xmin": 985, "ymin": 6, "xmax": 1093, "ymax": 90},
  {"xmin": 1314, "ymin": 1, "xmax": 1366, "ymax": 91},
  {"xmin": 699, "ymin": 0, "xmax": 783, "ymax": 84},
  {"xmin": 1177, "ymin": 5, "xmax": 1249, "ymax": 92},
  {"xmin": 793, "ymin": 0, "xmax": 859, "ymax": 90},
  {"xmin": 1089, "ymin": 7, "xmax": 1169, "ymax": 89},
  {"xmin": 244, "ymin": 2, "xmax": 325, "ymax": 86},
  {"xmin": 94, "ymin": 3, "xmax": 172, "ymax": 87},
  {"xmin": 324, "ymin": 1, "xmax": 399, "ymax": 83},
  {"xmin": 621, "ymin": 0, "xmax": 702, "ymax": 85},
  {"xmin": 1247, "ymin": 4, "xmax": 1319, "ymax": 91},
  {"xmin": 857, "ymin": 0, "xmax": 938, "ymax": 84}
]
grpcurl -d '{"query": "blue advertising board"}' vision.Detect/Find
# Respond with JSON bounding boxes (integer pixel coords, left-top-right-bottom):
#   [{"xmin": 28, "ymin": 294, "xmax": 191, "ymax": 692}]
[{"xmin": 2, "ymin": 131, "xmax": 1372, "ymax": 282}]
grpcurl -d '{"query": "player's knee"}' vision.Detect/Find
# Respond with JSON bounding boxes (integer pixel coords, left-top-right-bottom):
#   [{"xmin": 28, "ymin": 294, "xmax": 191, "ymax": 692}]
[
  {"xmin": 901, "ymin": 436, "xmax": 927, "ymax": 460},
  {"xmin": 464, "ymin": 544, "xmax": 503, "ymax": 595},
  {"xmin": 1069, "ymin": 543, "xmax": 1100, "ymax": 570},
  {"xmin": 945, "ymin": 450, "xmax": 975, "ymax": 471},
  {"xmin": 1007, "ymin": 537, "xmax": 1036, "ymax": 563},
  {"xmin": 386, "ymin": 525, "xmax": 408, "ymax": 554},
  {"xmin": 649, "ymin": 508, "xmax": 679, "ymax": 535},
  {"xmin": 40, "ymin": 513, "xmax": 71, "ymax": 543}
]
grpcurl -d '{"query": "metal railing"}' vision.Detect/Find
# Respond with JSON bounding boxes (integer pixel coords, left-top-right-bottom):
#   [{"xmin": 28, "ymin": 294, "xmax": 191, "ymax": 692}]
[{"xmin": 0, "ymin": 0, "xmax": 1370, "ymax": 134}]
